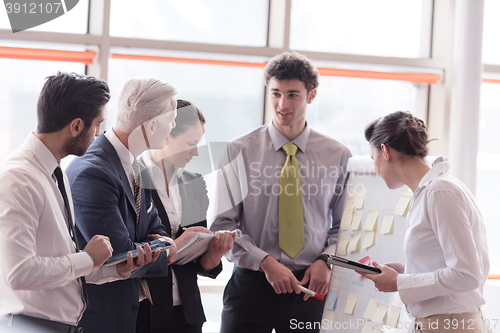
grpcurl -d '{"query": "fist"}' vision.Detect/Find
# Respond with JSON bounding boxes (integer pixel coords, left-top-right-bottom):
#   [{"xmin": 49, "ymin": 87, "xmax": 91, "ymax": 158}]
[{"xmin": 83, "ymin": 235, "xmax": 113, "ymax": 268}]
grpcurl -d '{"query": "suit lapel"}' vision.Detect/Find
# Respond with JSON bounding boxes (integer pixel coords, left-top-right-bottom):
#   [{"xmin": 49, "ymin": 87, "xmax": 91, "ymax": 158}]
[
  {"xmin": 178, "ymin": 175, "xmax": 196, "ymax": 228},
  {"xmin": 152, "ymin": 189, "xmax": 172, "ymax": 235},
  {"xmin": 96, "ymin": 134, "xmax": 137, "ymax": 222}
]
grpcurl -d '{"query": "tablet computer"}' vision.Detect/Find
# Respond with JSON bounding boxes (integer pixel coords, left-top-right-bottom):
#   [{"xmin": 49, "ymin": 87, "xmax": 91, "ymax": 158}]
[
  {"xmin": 327, "ymin": 255, "xmax": 381, "ymax": 274},
  {"xmin": 103, "ymin": 239, "xmax": 173, "ymax": 266}
]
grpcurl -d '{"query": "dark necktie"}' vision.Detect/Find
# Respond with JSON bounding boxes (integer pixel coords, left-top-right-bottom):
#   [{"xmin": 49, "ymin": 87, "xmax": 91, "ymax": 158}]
[{"xmin": 53, "ymin": 166, "xmax": 89, "ymax": 306}]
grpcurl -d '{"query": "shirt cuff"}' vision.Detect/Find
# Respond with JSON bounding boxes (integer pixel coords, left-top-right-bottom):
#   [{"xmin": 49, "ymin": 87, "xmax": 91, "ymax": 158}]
[
  {"xmin": 246, "ymin": 247, "xmax": 269, "ymax": 271},
  {"xmin": 323, "ymin": 244, "xmax": 337, "ymax": 256},
  {"xmin": 68, "ymin": 252, "xmax": 93, "ymax": 278},
  {"xmin": 396, "ymin": 274, "xmax": 408, "ymax": 301},
  {"xmin": 110, "ymin": 265, "xmax": 127, "ymax": 279},
  {"xmin": 397, "ymin": 273, "xmax": 436, "ymax": 304}
]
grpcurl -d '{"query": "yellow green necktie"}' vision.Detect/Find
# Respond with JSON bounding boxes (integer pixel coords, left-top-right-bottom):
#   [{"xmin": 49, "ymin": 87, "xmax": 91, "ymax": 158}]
[{"xmin": 279, "ymin": 142, "xmax": 305, "ymax": 259}]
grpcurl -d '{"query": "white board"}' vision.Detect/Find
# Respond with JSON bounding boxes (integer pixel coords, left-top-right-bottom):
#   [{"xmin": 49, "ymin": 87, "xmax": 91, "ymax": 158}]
[{"xmin": 321, "ymin": 156, "xmax": 413, "ymax": 333}]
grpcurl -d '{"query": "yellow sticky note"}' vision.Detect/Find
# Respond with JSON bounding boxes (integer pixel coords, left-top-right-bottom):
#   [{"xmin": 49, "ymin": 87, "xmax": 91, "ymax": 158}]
[
  {"xmin": 361, "ymin": 322, "xmax": 373, "ymax": 333},
  {"xmin": 337, "ymin": 235, "xmax": 350, "ymax": 256},
  {"xmin": 394, "ymin": 190, "xmax": 412, "ymax": 216},
  {"xmin": 341, "ymin": 208, "xmax": 354, "ymax": 231},
  {"xmin": 351, "ymin": 210, "xmax": 363, "ymax": 230},
  {"xmin": 344, "ymin": 293, "xmax": 357, "ymax": 314},
  {"xmin": 345, "ymin": 193, "xmax": 356, "ymax": 210},
  {"xmin": 362, "ymin": 298, "xmax": 379, "ymax": 320},
  {"xmin": 353, "ymin": 189, "xmax": 367, "ymax": 209},
  {"xmin": 323, "ymin": 309, "xmax": 335, "ymax": 322},
  {"xmin": 362, "ymin": 231, "xmax": 376, "ymax": 249},
  {"xmin": 380, "ymin": 213, "xmax": 394, "ymax": 234},
  {"xmin": 387, "ymin": 305, "xmax": 401, "ymax": 328},
  {"xmin": 347, "ymin": 232, "xmax": 361, "ymax": 253},
  {"xmin": 341, "ymin": 194, "xmax": 355, "ymax": 230},
  {"xmin": 372, "ymin": 303, "xmax": 389, "ymax": 325},
  {"xmin": 363, "ymin": 210, "xmax": 378, "ymax": 231}
]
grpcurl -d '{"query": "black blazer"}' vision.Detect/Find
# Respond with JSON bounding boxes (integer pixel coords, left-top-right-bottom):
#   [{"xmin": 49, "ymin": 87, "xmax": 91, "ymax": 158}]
[
  {"xmin": 66, "ymin": 133, "xmax": 169, "ymax": 333},
  {"xmin": 137, "ymin": 168, "xmax": 222, "ymax": 331}
]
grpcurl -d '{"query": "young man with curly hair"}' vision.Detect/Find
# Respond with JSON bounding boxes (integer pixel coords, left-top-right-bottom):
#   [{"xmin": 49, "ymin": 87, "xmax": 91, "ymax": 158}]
[{"xmin": 211, "ymin": 52, "xmax": 352, "ymax": 332}]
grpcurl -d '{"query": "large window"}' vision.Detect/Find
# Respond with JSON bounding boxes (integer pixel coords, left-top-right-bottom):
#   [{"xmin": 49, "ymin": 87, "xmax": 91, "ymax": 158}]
[
  {"xmin": 110, "ymin": 0, "xmax": 269, "ymax": 47},
  {"xmin": 482, "ymin": 0, "xmax": 500, "ymax": 65},
  {"xmin": 307, "ymin": 76, "xmax": 422, "ymax": 156},
  {"xmin": 476, "ymin": 81, "xmax": 500, "ymax": 274},
  {"xmin": 0, "ymin": 57, "xmax": 84, "ymax": 161},
  {"xmin": 107, "ymin": 56, "xmax": 265, "ymax": 143},
  {"xmin": 290, "ymin": 0, "xmax": 432, "ymax": 58}
]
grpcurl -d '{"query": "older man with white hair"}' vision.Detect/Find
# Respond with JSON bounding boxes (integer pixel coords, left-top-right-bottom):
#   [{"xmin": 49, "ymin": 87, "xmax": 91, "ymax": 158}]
[{"xmin": 66, "ymin": 78, "xmax": 179, "ymax": 333}]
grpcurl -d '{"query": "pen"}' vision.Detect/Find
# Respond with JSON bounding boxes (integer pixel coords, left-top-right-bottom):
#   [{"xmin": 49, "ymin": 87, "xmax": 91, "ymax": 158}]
[{"xmin": 298, "ymin": 285, "xmax": 324, "ymax": 301}]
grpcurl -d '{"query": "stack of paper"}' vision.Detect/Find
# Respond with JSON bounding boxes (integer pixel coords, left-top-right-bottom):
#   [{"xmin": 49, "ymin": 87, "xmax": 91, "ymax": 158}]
[{"xmin": 175, "ymin": 233, "xmax": 215, "ymax": 265}]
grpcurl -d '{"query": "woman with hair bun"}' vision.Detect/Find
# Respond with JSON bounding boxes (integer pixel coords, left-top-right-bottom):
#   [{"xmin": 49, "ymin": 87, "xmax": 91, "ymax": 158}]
[{"xmin": 360, "ymin": 111, "xmax": 491, "ymax": 333}]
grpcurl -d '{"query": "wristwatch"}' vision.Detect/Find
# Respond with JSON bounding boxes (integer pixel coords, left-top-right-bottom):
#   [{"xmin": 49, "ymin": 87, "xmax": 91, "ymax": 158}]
[{"xmin": 317, "ymin": 254, "xmax": 332, "ymax": 270}]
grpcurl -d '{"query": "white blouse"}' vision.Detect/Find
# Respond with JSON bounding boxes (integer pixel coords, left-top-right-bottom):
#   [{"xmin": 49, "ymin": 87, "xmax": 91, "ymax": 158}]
[
  {"xmin": 142, "ymin": 152, "xmax": 183, "ymax": 306},
  {"xmin": 397, "ymin": 161, "xmax": 490, "ymax": 318}
]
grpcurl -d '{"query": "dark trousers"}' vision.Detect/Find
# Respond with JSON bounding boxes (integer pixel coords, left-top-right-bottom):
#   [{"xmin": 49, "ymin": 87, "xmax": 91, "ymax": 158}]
[
  {"xmin": 152, "ymin": 306, "xmax": 202, "ymax": 333},
  {"xmin": 137, "ymin": 303, "xmax": 202, "ymax": 333},
  {"xmin": 220, "ymin": 267, "xmax": 326, "ymax": 333}
]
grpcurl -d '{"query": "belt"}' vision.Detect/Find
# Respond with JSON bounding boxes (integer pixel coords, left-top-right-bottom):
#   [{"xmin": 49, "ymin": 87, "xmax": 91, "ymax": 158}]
[
  {"xmin": 8, "ymin": 314, "xmax": 83, "ymax": 333},
  {"xmin": 236, "ymin": 266, "xmax": 307, "ymax": 276}
]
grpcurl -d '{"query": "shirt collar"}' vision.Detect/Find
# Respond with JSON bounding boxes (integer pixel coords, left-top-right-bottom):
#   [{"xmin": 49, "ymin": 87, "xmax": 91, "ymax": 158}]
[
  {"xmin": 141, "ymin": 151, "xmax": 183, "ymax": 184},
  {"xmin": 105, "ymin": 127, "xmax": 135, "ymax": 170},
  {"xmin": 25, "ymin": 132, "xmax": 59, "ymax": 175},
  {"xmin": 417, "ymin": 158, "xmax": 451, "ymax": 189},
  {"xmin": 141, "ymin": 151, "xmax": 156, "ymax": 173},
  {"xmin": 176, "ymin": 167, "xmax": 184, "ymax": 178},
  {"xmin": 268, "ymin": 121, "xmax": 310, "ymax": 153}
]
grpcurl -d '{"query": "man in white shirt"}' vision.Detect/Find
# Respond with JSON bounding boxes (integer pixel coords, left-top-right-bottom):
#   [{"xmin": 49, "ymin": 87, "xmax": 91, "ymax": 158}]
[{"xmin": 0, "ymin": 72, "xmax": 158, "ymax": 333}]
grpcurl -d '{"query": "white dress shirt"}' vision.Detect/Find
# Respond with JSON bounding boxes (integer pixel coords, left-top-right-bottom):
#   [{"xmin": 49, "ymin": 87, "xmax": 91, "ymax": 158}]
[
  {"xmin": 105, "ymin": 128, "xmax": 135, "ymax": 191},
  {"xmin": 397, "ymin": 161, "xmax": 490, "ymax": 318},
  {"xmin": 0, "ymin": 133, "xmax": 121, "ymax": 325},
  {"xmin": 142, "ymin": 152, "xmax": 183, "ymax": 305}
]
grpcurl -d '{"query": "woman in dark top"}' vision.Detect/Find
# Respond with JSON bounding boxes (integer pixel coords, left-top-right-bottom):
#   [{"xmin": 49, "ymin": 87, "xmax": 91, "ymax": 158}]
[{"xmin": 137, "ymin": 99, "xmax": 235, "ymax": 333}]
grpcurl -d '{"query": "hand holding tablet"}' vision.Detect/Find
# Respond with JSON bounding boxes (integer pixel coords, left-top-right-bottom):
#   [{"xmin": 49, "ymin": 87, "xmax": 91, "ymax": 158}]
[
  {"xmin": 104, "ymin": 239, "xmax": 174, "ymax": 266},
  {"xmin": 327, "ymin": 255, "xmax": 382, "ymax": 274}
]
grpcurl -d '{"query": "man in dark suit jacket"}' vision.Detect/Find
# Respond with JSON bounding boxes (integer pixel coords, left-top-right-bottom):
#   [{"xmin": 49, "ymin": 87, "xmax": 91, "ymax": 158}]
[{"xmin": 66, "ymin": 78, "xmax": 179, "ymax": 333}]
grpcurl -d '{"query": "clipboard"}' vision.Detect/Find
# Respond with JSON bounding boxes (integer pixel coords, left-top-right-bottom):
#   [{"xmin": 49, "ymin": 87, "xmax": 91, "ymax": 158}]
[
  {"xmin": 327, "ymin": 255, "xmax": 381, "ymax": 274},
  {"xmin": 103, "ymin": 239, "xmax": 173, "ymax": 266},
  {"xmin": 175, "ymin": 233, "xmax": 214, "ymax": 265},
  {"xmin": 175, "ymin": 229, "xmax": 242, "ymax": 265}
]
